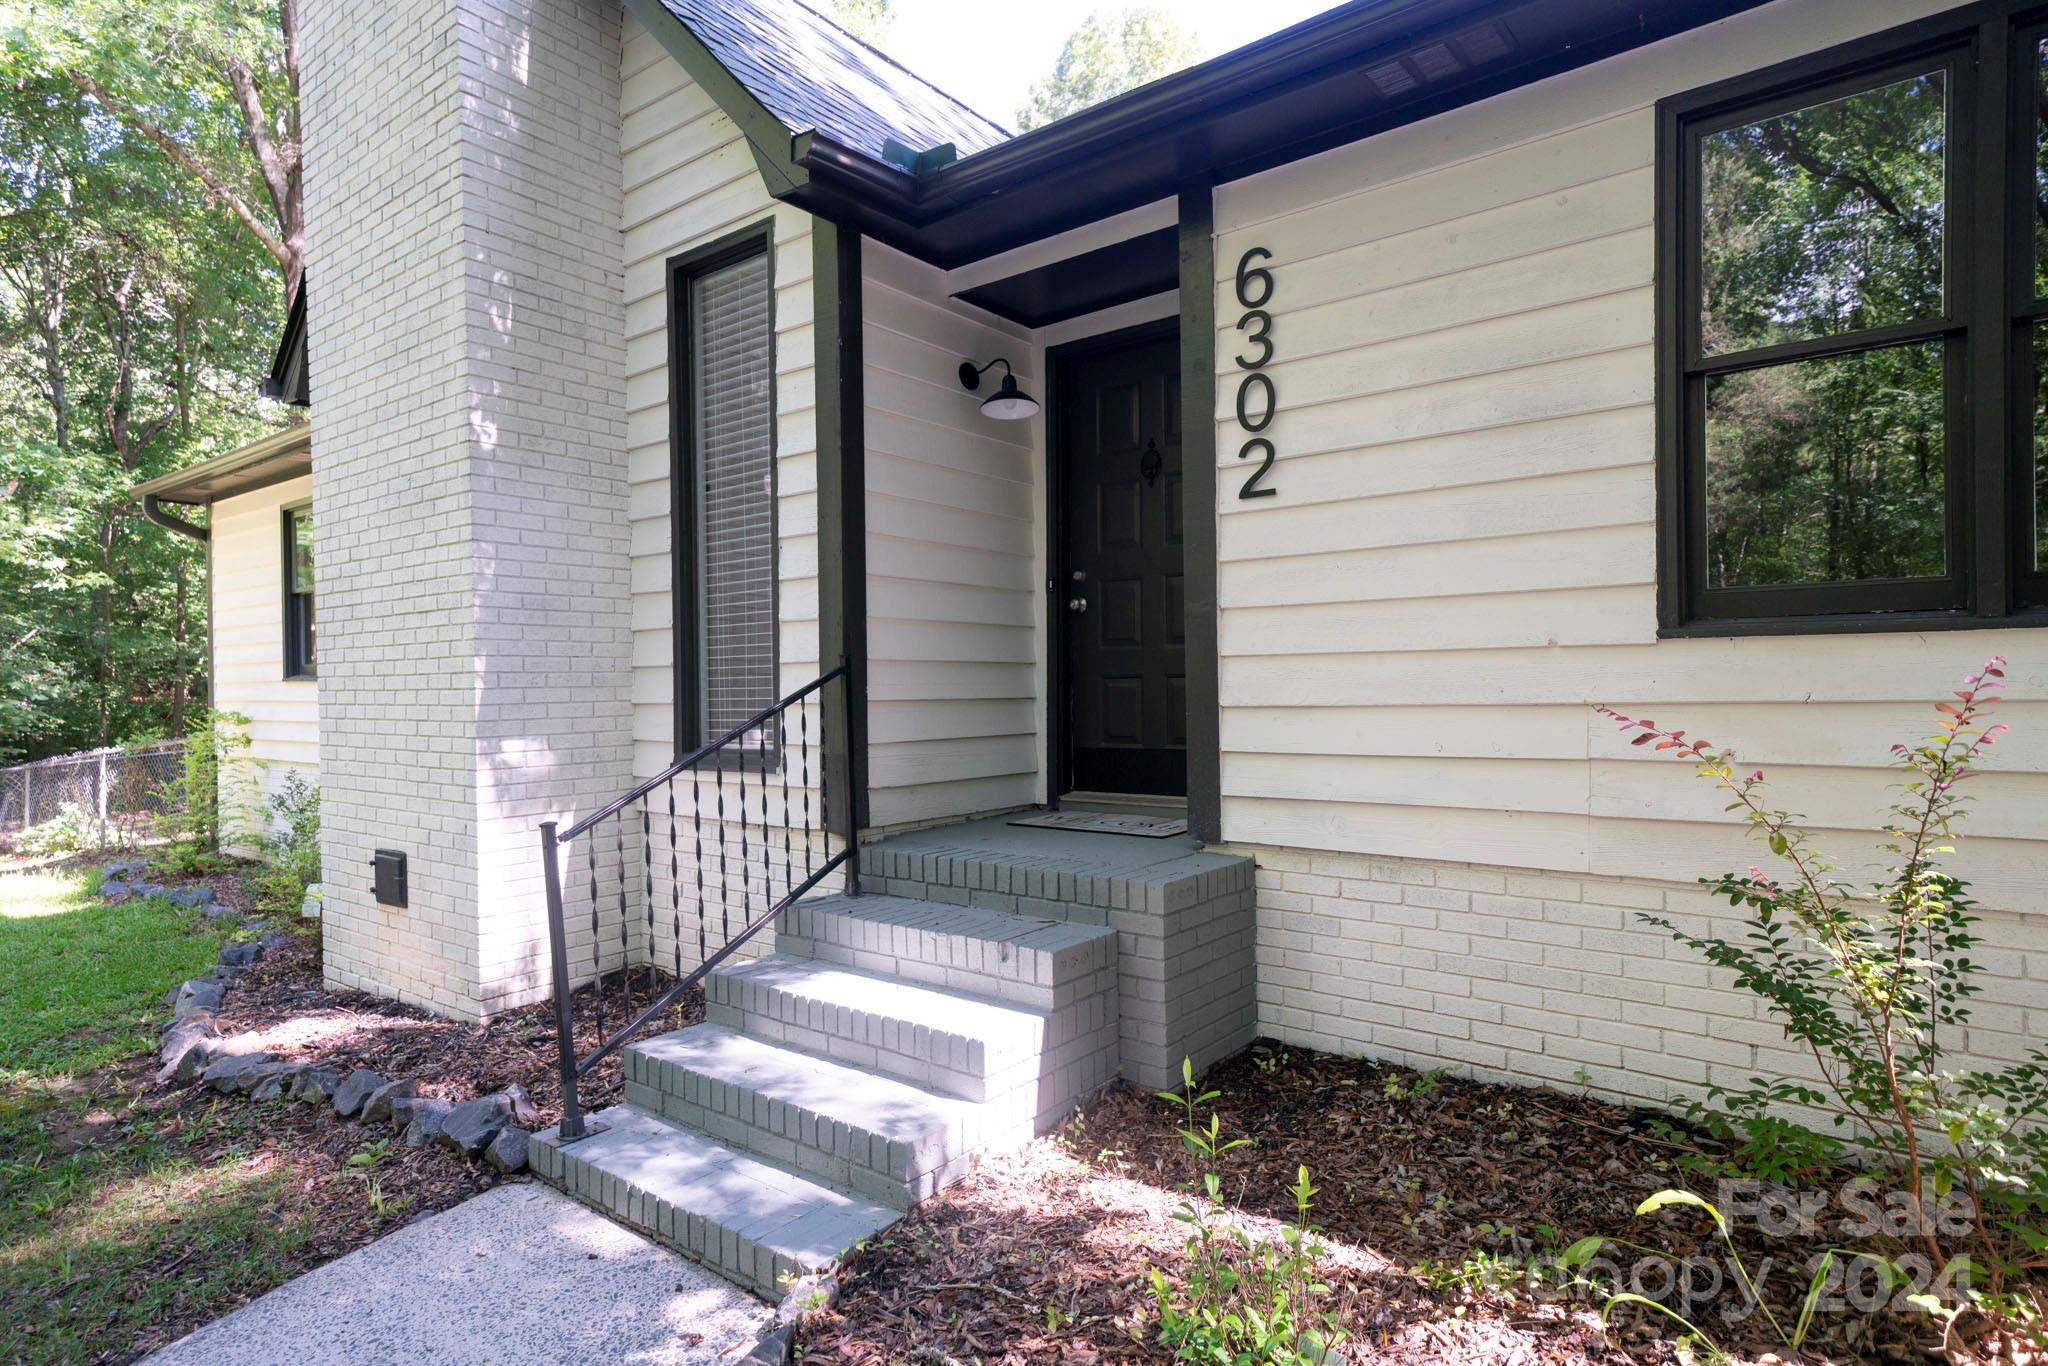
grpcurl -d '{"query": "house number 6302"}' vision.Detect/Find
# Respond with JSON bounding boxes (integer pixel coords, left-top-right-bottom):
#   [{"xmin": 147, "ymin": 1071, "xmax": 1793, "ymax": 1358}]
[{"xmin": 1233, "ymin": 247, "xmax": 1278, "ymax": 499}]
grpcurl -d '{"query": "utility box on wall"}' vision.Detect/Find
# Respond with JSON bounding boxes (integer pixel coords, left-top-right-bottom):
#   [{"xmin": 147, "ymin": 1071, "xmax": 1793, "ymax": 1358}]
[{"xmin": 371, "ymin": 849, "xmax": 408, "ymax": 908}]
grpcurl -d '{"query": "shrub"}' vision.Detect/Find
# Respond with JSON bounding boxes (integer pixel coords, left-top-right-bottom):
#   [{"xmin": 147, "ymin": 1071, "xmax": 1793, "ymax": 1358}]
[
  {"xmin": 1596, "ymin": 657, "xmax": 2048, "ymax": 1350},
  {"xmin": 17, "ymin": 801, "xmax": 97, "ymax": 857},
  {"xmin": 246, "ymin": 771, "xmax": 319, "ymax": 914},
  {"xmin": 150, "ymin": 709, "xmax": 253, "ymax": 874}
]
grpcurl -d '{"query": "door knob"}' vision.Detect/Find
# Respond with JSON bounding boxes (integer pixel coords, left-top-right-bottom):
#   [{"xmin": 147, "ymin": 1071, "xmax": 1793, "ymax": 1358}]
[{"xmin": 1068, "ymin": 597, "xmax": 1089, "ymax": 613}]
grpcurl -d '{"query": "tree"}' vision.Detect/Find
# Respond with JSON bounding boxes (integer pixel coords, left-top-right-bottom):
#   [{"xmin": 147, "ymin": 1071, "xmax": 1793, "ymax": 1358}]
[
  {"xmin": 0, "ymin": 54, "xmax": 283, "ymax": 761},
  {"xmin": 1017, "ymin": 7, "xmax": 1200, "ymax": 132},
  {"xmin": 4, "ymin": 0, "xmax": 303, "ymax": 300},
  {"xmin": 824, "ymin": 0, "xmax": 891, "ymax": 46}
]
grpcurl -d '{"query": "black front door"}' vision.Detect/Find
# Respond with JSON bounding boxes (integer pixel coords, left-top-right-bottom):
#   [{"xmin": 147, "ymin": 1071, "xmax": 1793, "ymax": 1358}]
[{"xmin": 1057, "ymin": 326, "xmax": 1185, "ymax": 797}]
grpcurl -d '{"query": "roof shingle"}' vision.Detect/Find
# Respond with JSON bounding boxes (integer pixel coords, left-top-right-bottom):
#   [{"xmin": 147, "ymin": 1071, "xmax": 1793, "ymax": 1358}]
[{"xmin": 651, "ymin": 0, "xmax": 1010, "ymax": 163}]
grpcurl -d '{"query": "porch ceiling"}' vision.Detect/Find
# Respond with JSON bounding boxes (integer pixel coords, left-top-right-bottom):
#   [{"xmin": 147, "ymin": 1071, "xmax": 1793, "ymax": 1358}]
[{"xmin": 951, "ymin": 226, "xmax": 1178, "ymax": 328}]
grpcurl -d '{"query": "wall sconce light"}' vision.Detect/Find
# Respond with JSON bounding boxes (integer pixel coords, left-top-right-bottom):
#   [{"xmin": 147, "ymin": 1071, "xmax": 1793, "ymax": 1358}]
[{"xmin": 957, "ymin": 357, "xmax": 1039, "ymax": 421}]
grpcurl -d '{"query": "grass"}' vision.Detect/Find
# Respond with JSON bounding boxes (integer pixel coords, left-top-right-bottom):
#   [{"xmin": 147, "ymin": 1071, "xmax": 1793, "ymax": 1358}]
[
  {"xmin": 0, "ymin": 860, "xmax": 313, "ymax": 1365},
  {"xmin": 0, "ymin": 865, "xmax": 230, "ymax": 1082}
]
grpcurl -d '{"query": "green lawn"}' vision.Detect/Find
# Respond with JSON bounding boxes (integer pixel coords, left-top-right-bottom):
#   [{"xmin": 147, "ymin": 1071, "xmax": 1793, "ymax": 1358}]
[
  {"xmin": 0, "ymin": 866, "xmax": 230, "ymax": 1082},
  {"xmin": 0, "ymin": 864, "xmax": 317, "ymax": 1364}
]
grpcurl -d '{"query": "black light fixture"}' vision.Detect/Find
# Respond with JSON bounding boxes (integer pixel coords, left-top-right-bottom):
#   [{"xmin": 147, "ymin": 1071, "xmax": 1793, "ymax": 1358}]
[{"xmin": 957, "ymin": 357, "xmax": 1039, "ymax": 421}]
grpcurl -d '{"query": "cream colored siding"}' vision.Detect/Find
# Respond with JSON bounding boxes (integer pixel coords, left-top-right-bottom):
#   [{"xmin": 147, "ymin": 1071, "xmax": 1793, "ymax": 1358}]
[
  {"xmin": 622, "ymin": 11, "xmax": 817, "ymax": 780},
  {"xmin": 1209, "ymin": 0, "xmax": 2048, "ymax": 909},
  {"xmin": 861, "ymin": 241, "xmax": 1043, "ymax": 828},
  {"xmin": 209, "ymin": 474, "xmax": 318, "ymax": 836}
]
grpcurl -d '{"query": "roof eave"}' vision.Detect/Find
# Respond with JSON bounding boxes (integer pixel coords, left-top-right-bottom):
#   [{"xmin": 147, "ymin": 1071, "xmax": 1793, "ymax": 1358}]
[{"xmin": 131, "ymin": 425, "xmax": 314, "ymax": 507}]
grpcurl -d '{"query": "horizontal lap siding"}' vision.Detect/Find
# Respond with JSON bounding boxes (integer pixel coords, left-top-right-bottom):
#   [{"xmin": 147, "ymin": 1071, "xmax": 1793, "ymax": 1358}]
[
  {"xmin": 861, "ymin": 241, "xmax": 1042, "ymax": 828},
  {"xmin": 620, "ymin": 13, "xmax": 818, "ymax": 786},
  {"xmin": 1210, "ymin": 0, "xmax": 2048, "ymax": 909},
  {"xmin": 210, "ymin": 474, "xmax": 319, "ymax": 837}
]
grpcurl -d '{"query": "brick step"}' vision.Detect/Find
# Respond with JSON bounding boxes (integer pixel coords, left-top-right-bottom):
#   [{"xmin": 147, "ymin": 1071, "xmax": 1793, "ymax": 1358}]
[
  {"xmin": 773, "ymin": 893, "xmax": 1115, "ymax": 1010},
  {"xmin": 707, "ymin": 953, "xmax": 1049, "ymax": 1102},
  {"xmin": 530, "ymin": 1103, "xmax": 896, "ymax": 1298},
  {"xmin": 625, "ymin": 1023, "xmax": 1029, "ymax": 1210}
]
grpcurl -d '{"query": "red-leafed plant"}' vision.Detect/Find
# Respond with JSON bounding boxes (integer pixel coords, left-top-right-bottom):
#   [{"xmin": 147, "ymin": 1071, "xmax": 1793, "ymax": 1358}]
[{"xmin": 1596, "ymin": 658, "xmax": 2047, "ymax": 1350}]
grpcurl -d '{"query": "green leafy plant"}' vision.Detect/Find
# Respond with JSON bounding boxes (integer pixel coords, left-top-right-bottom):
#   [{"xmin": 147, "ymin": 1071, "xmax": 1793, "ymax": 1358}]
[
  {"xmin": 245, "ymin": 770, "xmax": 318, "ymax": 914},
  {"xmin": 1562, "ymin": 1189, "xmax": 1895, "ymax": 1362},
  {"xmin": 1145, "ymin": 1058, "xmax": 1344, "ymax": 1364},
  {"xmin": 1596, "ymin": 657, "xmax": 2048, "ymax": 1347},
  {"xmin": 1381, "ymin": 1066, "xmax": 1447, "ymax": 1102},
  {"xmin": 17, "ymin": 801, "xmax": 97, "ymax": 857},
  {"xmin": 150, "ymin": 709, "xmax": 253, "ymax": 873}
]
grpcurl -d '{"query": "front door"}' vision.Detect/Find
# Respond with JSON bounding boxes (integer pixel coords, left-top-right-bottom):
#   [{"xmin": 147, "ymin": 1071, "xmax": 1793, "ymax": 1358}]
[{"xmin": 1056, "ymin": 326, "xmax": 1185, "ymax": 797}]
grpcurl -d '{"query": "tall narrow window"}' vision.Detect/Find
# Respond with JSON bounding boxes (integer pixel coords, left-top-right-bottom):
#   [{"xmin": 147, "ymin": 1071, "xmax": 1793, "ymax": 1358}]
[
  {"xmin": 672, "ymin": 231, "xmax": 776, "ymax": 752},
  {"xmin": 283, "ymin": 506, "xmax": 315, "ymax": 679}
]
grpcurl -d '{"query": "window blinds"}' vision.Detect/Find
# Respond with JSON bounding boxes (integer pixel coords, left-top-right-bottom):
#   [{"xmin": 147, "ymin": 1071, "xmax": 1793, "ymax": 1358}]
[{"xmin": 689, "ymin": 250, "xmax": 776, "ymax": 743}]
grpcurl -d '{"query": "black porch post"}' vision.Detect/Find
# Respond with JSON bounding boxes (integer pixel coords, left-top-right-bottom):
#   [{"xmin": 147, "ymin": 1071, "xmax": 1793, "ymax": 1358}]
[
  {"xmin": 815, "ymin": 219, "xmax": 869, "ymax": 847},
  {"xmin": 1179, "ymin": 185, "xmax": 1222, "ymax": 844}
]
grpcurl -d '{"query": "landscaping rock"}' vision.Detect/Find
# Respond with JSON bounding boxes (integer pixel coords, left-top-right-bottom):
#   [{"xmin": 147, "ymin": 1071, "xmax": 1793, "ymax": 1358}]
[
  {"xmin": 501, "ymin": 1082, "xmax": 538, "ymax": 1127},
  {"xmin": 166, "ymin": 1030, "xmax": 269, "ymax": 1085},
  {"xmin": 258, "ymin": 931, "xmax": 292, "ymax": 953},
  {"xmin": 437, "ymin": 1095, "xmax": 514, "ymax": 1157},
  {"xmin": 105, "ymin": 857, "xmax": 147, "ymax": 879},
  {"xmin": 218, "ymin": 940, "xmax": 265, "ymax": 968},
  {"xmin": 165, "ymin": 885, "xmax": 217, "ymax": 909},
  {"xmin": 740, "ymin": 1325, "xmax": 793, "ymax": 1365},
  {"xmin": 170, "ymin": 978, "xmax": 226, "ymax": 1018},
  {"xmin": 202, "ymin": 902, "xmax": 239, "ymax": 920},
  {"xmin": 483, "ymin": 1125, "xmax": 530, "ymax": 1173},
  {"xmin": 156, "ymin": 1017, "xmax": 217, "ymax": 1083},
  {"xmin": 203, "ymin": 1052, "xmax": 285, "ymax": 1094},
  {"xmin": 331, "ymin": 1068, "xmax": 388, "ymax": 1118},
  {"xmin": 100, "ymin": 877, "xmax": 134, "ymax": 898},
  {"xmin": 289, "ymin": 1065, "xmax": 344, "ymax": 1104},
  {"xmin": 395, "ymin": 1098, "xmax": 453, "ymax": 1148},
  {"xmin": 301, "ymin": 882, "xmax": 322, "ymax": 919},
  {"xmin": 251, "ymin": 1065, "xmax": 304, "ymax": 1101},
  {"xmin": 360, "ymin": 1078, "xmax": 416, "ymax": 1124}
]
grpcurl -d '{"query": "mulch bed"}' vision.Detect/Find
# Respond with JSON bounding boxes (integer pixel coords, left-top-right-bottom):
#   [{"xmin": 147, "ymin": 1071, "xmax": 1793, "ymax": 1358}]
[
  {"xmin": 98, "ymin": 925, "xmax": 702, "ymax": 1360},
  {"xmin": 801, "ymin": 1044, "xmax": 1973, "ymax": 1364}
]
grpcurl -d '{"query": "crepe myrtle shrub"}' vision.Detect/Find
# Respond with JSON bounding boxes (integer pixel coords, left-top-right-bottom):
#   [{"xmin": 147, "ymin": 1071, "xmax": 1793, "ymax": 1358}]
[
  {"xmin": 1146, "ymin": 1058, "xmax": 1345, "ymax": 1364},
  {"xmin": 1595, "ymin": 657, "xmax": 2048, "ymax": 1346}
]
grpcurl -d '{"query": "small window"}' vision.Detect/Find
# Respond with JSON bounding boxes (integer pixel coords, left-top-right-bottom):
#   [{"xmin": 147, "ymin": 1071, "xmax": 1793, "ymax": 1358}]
[
  {"xmin": 283, "ymin": 506, "xmax": 315, "ymax": 679},
  {"xmin": 1657, "ymin": 9, "xmax": 2048, "ymax": 633},
  {"xmin": 671, "ymin": 229, "xmax": 776, "ymax": 752}
]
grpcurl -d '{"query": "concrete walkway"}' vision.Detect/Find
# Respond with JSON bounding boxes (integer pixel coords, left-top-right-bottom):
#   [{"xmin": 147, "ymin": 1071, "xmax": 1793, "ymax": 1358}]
[{"xmin": 145, "ymin": 1184, "xmax": 773, "ymax": 1365}]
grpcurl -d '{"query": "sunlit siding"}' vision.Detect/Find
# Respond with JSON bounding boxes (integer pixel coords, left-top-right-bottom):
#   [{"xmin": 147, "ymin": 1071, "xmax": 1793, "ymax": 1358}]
[
  {"xmin": 861, "ymin": 241, "xmax": 1043, "ymax": 828},
  {"xmin": 1210, "ymin": 0, "xmax": 2048, "ymax": 910},
  {"xmin": 209, "ymin": 473, "xmax": 318, "ymax": 842}
]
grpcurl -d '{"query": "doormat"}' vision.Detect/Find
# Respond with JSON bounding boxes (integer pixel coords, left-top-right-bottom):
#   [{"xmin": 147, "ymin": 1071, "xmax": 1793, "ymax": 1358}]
[{"xmin": 1007, "ymin": 811, "xmax": 1189, "ymax": 838}]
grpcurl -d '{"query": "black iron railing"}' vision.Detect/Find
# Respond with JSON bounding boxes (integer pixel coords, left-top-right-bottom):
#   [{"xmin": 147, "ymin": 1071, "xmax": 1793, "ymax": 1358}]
[{"xmin": 540, "ymin": 662, "xmax": 858, "ymax": 1141}]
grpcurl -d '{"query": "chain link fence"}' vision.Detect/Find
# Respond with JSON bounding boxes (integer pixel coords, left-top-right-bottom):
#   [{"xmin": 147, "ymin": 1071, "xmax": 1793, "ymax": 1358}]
[{"xmin": 0, "ymin": 741, "xmax": 187, "ymax": 843}]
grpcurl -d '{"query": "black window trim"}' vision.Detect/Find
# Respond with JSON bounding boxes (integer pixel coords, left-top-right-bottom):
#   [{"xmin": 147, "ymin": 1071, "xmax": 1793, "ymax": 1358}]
[
  {"xmin": 281, "ymin": 501, "xmax": 316, "ymax": 681},
  {"xmin": 667, "ymin": 219, "xmax": 780, "ymax": 758},
  {"xmin": 1655, "ymin": 0, "xmax": 2048, "ymax": 637}
]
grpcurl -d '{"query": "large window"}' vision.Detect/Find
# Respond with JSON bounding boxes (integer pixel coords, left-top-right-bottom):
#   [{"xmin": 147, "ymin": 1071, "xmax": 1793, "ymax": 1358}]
[
  {"xmin": 1657, "ymin": 2, "xmax": 2048, "ymax": 632},
  {"xmin": 671, "ymin": 227, "xmax": 777, "ymax": 752},
  {"xmin": 283, "ymin": 505, "xmax": 315, "ymax": 679}
]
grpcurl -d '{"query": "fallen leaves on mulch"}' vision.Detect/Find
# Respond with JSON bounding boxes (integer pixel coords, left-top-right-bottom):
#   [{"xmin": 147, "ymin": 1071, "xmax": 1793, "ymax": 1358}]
[{"xmin": 803, "ymin": 1044, "xmax": 1965, "ymax": 1364}]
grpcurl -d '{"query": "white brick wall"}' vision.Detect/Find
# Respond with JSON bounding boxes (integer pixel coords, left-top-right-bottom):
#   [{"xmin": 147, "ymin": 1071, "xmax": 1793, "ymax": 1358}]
[
  {"xmin": 1242, "ymin": 844, "xmax": 2047, "ymax": 1114},
  {"xmin": 303, "ymin": 0, "xmax": 633, "ymax": 1019}
]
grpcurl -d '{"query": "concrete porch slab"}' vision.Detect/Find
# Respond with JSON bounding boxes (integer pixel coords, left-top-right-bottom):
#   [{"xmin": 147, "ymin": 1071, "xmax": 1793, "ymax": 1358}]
[
  {"xmin": 856, "ymin": 811, "xmax": 1259, "ymax": 1090},
  {"xmin": 142, "ymin": 1184, "xmax": 772, "ymax": 1365}
]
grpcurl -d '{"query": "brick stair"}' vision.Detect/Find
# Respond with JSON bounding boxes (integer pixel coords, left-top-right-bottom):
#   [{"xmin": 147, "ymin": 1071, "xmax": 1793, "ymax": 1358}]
[{"xmin": 532, "ymin": 892, "xmax": 1122, "ymax": 1295}]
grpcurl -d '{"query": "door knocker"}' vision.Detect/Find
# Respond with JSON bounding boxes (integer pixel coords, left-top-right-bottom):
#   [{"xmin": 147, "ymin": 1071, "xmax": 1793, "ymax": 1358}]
[{"xmin": 1140, "ymin": 438, "xmax": 1162, "ymax": 487}]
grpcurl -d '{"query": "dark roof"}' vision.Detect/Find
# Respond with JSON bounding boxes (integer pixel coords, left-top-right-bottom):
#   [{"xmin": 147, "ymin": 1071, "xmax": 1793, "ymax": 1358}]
[
  {"xmin": 263, "ymin": 284, "xmax": 307, "ymax": 407},
  {"xmin": 652, "ymin": 0, "xmax": 1008, "ymax": 163},
  {"xmin": 668, "ymin": 0, "xmax": 1768, "ymax": 269}
]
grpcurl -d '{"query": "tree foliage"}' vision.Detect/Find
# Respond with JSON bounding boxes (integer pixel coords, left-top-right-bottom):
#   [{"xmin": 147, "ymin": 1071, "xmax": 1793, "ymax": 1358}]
[
  {"xmin": 0, "ymin": 4, "xmax": 293, "ymax": 763},
  {"xmin": 823, "ymin": 0, "xmax": 891, "ymax": 46},
  {"xmin": 1696, "ymin": 72, "xmax": 1951, "ymax": 589},
  {"xmin": 1017, "ymin": 7, "xmax": 1199, "ymax": 132}
]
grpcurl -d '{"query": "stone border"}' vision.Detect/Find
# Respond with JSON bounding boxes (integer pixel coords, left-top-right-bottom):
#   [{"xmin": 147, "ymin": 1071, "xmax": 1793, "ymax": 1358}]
[{"xmin": 146, "ymin": 862, "xmax": 535, "ymax": 1174}]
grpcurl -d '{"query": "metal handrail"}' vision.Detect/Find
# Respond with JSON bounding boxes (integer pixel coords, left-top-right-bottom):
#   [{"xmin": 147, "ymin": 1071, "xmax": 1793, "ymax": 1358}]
[{"xmin": 539, "ymin": 662, "xmax": 860, "ymax": 1142}]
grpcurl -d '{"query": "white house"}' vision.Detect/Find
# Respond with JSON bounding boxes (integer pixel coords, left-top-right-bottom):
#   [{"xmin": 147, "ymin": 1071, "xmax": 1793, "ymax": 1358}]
[{"xmin": 156, "ymin": 0, "xmax": 2048, "ymax": 1293}]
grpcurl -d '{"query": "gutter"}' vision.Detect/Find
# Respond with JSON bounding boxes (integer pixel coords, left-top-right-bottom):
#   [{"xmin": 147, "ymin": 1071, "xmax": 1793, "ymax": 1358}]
[{"xmin": 142, "ymin": 495, "xmax": 209, "ymax": 543}]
